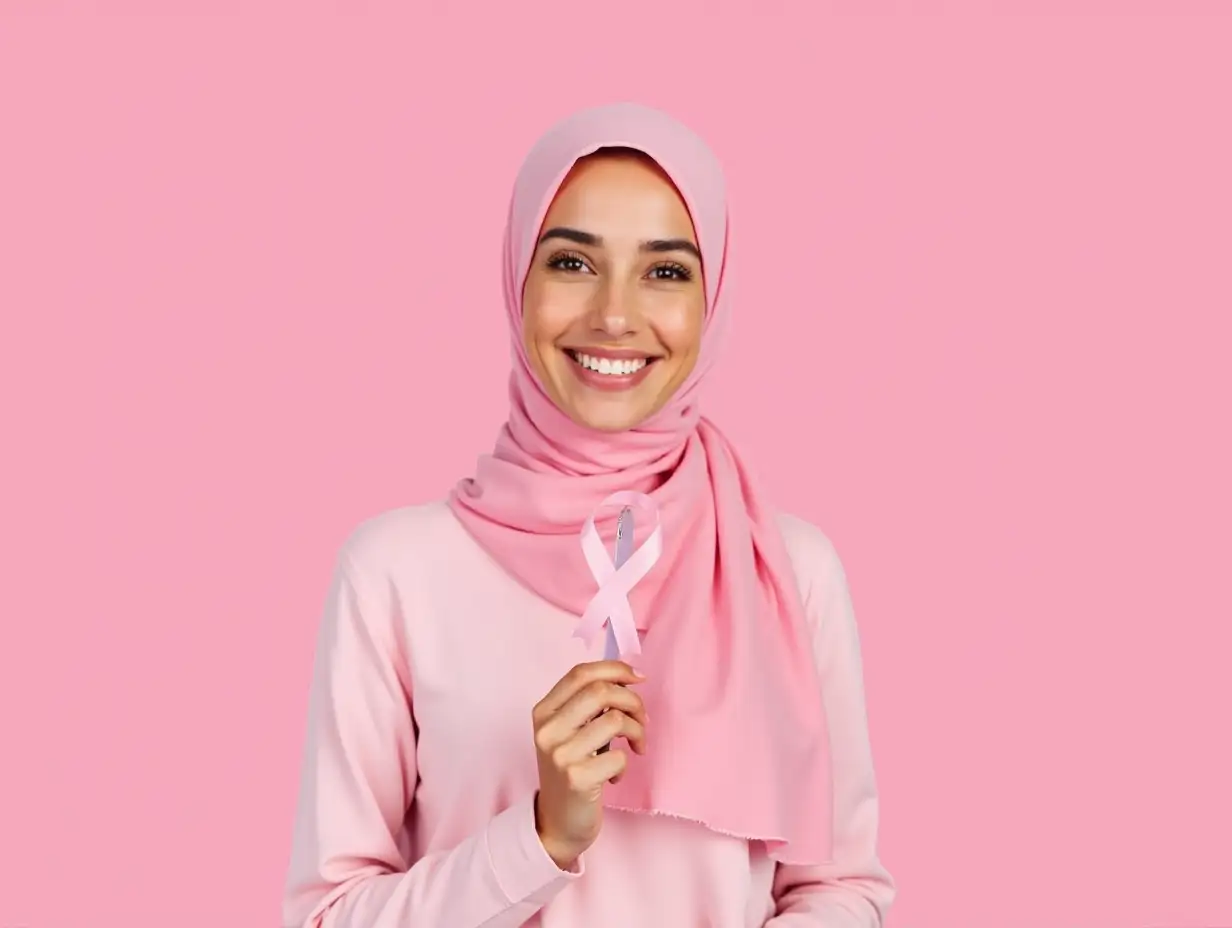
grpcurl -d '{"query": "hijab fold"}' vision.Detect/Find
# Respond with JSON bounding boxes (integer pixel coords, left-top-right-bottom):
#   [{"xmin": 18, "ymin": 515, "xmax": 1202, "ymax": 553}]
[{"xmin": 448, "ymin": 103, "xmax": 833, "ymax": 865}]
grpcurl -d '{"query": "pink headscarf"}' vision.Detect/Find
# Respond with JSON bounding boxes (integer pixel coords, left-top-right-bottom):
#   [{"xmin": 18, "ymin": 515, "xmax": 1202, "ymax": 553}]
[{"xmin": 447, "ymin": 102, "xmax": 833, "ymax": 865}]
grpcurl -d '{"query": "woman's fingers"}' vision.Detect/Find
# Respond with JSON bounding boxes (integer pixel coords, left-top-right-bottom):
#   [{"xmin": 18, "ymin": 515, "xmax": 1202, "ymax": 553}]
[
  {"xmin": 552, "ymin": 708, "xmax": 646, "ymax": 766},
  {"xmin": 563, "ymin": 747, "xmax": 629, "ymax": 792},
  {"xmin": 532, "ymin": 661, "xmax": 645, "ymax": 726},
  {"xmin": 535, "ymin": 680, "xmax": 646, "ymax": 752},
  {"xmin": 561, "ymin": 679, "xmax": 647, "ymax": 730}
]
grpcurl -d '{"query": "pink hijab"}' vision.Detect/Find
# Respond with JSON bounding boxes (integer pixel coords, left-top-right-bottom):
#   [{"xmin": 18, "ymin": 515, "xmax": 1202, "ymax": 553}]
[{"xmin": 447, "ymin": 102, "xmax": 833, "ymax": 866}]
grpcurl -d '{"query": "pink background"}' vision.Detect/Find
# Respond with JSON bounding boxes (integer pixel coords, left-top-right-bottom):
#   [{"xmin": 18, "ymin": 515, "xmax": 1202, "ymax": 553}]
[{"xmin": 2, "ymin": 7, "xmax": 1230, "ymax": 928}]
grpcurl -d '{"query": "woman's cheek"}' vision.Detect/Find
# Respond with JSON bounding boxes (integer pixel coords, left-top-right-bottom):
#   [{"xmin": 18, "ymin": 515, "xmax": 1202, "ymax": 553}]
[{"xmin": 654, "ymin": 299, "xmax": 705, "ymax": 354}]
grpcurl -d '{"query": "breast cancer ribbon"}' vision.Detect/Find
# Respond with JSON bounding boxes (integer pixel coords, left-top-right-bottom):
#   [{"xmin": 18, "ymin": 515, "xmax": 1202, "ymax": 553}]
[{"xmin": 574, "ymin": 490, "xmax": 662, "ymax": 658}]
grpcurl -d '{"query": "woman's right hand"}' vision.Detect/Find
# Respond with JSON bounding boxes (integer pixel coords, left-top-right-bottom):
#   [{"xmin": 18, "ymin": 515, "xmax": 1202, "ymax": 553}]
[{"xmin": 531, "ymin": 660, "xmax": 648, "ymax": 870}]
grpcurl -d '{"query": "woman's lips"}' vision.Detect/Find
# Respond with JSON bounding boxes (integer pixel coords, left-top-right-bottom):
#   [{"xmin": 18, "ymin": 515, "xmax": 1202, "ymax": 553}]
[{"xmin": 564, "ymin": 349, "xmax": 659, "ymax": 392}]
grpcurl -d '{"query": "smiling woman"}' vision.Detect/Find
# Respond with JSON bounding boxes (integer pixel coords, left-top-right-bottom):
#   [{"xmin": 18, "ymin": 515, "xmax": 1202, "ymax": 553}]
[
  {"xmin": 282, "ymin": 104, "xmax": 895, "ymax": 928},
  {"xmin": 522, "ymin": 148, "xmax": 705, "ymax": 431}
]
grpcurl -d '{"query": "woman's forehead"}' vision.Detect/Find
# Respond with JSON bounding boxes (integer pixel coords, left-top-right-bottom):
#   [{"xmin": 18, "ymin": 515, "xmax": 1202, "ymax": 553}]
[{"xmin": 539, "ymin": 153, "xmax": 700, "ymax": 245}]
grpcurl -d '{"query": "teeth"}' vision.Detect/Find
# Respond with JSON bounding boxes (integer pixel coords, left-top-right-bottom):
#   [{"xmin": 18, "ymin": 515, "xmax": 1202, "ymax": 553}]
[{"xmin": 572, "ymin": 352, "xmax": 649, "ymax": 375}]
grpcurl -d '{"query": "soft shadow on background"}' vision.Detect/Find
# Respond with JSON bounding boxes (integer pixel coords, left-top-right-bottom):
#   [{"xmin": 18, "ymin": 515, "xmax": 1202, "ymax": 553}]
[{"xmin": 2, "ymin": 7, "xmax": 1229, "ymax": 928}]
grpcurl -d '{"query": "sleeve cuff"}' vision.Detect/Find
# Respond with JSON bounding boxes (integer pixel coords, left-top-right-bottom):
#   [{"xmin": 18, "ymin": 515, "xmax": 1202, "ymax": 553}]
[{"xmin": 483, "ymin": 794, "xmax": 584, "ymax": 907}]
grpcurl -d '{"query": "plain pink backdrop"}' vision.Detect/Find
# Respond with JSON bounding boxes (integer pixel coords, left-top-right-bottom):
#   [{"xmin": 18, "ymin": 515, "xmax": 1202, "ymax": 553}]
[{"xmin": 2, "ymin": 7, "xmax": 1230, "ymax": 928}]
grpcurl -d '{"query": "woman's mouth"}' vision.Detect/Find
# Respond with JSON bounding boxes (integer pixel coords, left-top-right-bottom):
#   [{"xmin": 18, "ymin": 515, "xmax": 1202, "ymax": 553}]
[
  {"xmin": 566, "ymin": 349, "xmax": 654, "ymax": 376},
  {"xmin": 563, "ymin": 349, "xmax": 660, "ymax": 392}
]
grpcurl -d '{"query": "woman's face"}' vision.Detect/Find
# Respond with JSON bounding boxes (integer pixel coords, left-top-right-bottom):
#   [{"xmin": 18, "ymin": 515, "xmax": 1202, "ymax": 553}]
[{"xmin": 521, "ymin": 152, "xmax": 706, "ymax": 433}]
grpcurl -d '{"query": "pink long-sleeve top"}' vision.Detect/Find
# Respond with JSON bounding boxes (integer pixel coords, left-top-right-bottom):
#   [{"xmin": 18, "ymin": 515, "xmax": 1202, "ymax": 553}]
[{"xmin": 281, "ymin": 501, "xmax": 894, "ymax": 927}]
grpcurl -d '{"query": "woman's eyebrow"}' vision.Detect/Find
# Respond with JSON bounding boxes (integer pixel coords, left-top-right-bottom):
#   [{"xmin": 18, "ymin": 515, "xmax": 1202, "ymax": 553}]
[
  {"xmin": 539, "ymin": 226, "xmax": 601, "ymax": 248},
  {"xmin": 538, "ymin": 226, "xmax": 701, "ymax": 261},
  {"xmin": 642, "ymin": 238, "xmax": 701, "ymax": 261}
]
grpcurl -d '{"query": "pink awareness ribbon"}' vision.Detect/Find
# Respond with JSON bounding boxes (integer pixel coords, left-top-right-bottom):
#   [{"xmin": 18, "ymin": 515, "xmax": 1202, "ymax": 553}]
[{"xmin": 574, "ymin": 490, "xmax": 662, "ymax": 658}]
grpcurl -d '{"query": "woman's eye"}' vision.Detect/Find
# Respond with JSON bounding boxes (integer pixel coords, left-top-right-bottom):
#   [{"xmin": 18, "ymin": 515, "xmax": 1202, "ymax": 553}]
[
  {"xmin": 547, "ymin": 253, "xmax": 590, "ymax": 273},
  {"xmin": 649, "ymin": 263, "xmax": 692, "ymax": 282}
]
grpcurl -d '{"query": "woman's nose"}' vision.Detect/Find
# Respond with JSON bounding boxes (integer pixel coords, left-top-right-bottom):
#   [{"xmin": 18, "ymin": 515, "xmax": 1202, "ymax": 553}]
[{"xmin": 589, "ymin": 277, "xmax": 638, "ymax": 336}]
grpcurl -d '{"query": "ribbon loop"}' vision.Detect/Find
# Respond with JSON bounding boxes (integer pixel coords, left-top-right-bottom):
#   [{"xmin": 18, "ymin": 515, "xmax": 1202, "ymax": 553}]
[{"xmin": 574, "ymin": 491, "xmax": 662, "ymax": 657}]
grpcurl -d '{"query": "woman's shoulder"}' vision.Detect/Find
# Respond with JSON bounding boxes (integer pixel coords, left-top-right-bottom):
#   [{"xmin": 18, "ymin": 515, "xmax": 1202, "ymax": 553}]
[
  {"xmin": 773, "ymin": 509, "xmax": 849, "ymax": 607},
  {"xmin": 774, "ymin": 509, "xmax": 841, "ymax": 570},
  {"xmin": 333, "ymin": 499, "xmax": 461, "ymax": 576}
]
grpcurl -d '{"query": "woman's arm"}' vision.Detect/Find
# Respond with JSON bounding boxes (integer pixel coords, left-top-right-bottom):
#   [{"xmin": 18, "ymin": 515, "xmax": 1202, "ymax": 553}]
[
  {"xmin": 767, "ymin": 518, "xmax": 896, "ymax": 927},
  {"xmin": 281, "ymin": 541, "xmax": 579, "ymax": 928}
]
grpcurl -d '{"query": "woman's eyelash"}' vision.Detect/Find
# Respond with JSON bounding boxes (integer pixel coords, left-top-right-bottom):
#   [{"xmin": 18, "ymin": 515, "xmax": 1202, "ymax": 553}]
[
  {"xmin": 649, "ymin": 262, "xmax": 692, "ymax": 282},
  {"xmin": 546, "ymin": 250, "xmax": 590, "ymax": 272}
]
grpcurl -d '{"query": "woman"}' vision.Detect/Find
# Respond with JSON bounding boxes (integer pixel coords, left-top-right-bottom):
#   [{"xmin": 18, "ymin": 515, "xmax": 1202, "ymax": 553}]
[{"xmin": 282, "ymin": 103, "xmax": 895, "ymax": 927}]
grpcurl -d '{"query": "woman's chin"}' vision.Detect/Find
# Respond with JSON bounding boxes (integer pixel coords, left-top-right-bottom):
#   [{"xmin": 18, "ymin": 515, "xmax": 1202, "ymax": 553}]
[
  {"xmin": 569, "ymin": 405, "xmax": 650, "ymax": 433},
  {"xmin": 560, "ymin": 391, "xmax": 656, "ymax": 433}
]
